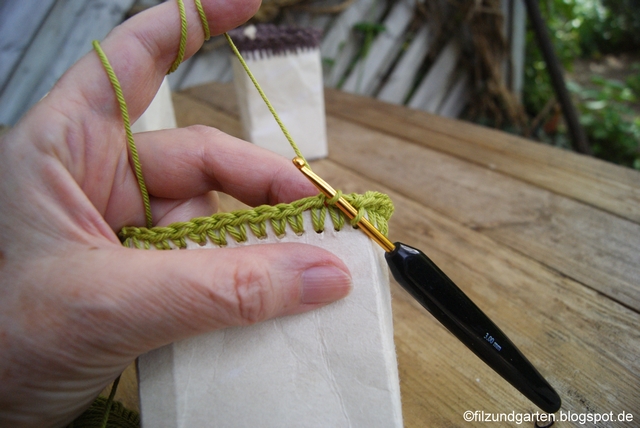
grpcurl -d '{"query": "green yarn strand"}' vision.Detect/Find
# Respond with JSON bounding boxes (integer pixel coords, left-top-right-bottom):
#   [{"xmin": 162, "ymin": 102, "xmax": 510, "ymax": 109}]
[
  {"xmin": 222, "ymin": 31, "xmax": 394, "ymax": 236},
  {"xmin": 92, "ymin": 0, "xmax": 192, "ymax": 229},
  {"xmin": 168, "ymin": 0, "xmax": 188, "ymax": 74},
  {"xmin": 83, "ymin": 1, "xmax": 394, "ymax": 426},
  {"xmin": 194, "ymin": 0, "xmax": 211, "ymax": 40},
  {"xmin": 93, "ymin": 0, "xmax": 396, "ymax": 246},
  {"xmin": 224, "ymin": 32, "xmax": 308, "ymax": 166},
  {"xmin": 120, "ymin": 192, "xmax": 394, "ymax": 249},
  {"xmin": 92, "ymin": 41, "xmax": 153, "ymax": 229}
]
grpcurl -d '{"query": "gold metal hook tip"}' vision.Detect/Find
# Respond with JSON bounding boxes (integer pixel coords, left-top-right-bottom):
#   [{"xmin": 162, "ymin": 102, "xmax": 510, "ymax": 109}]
[
  {"xmin": 293, "ymin": 157, "xmax": 306, "ymax": 169},
  {"xmin": 291, "ymin": 157, "xmax": 395, "ymax": 253}
]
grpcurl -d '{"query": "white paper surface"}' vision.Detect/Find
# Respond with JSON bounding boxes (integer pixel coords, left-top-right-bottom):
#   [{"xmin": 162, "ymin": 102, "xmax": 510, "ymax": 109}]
[
  {"xmin": 231, "ymin": 49, "xmax": 328, "ymax": 160},
  {"xmin": 138, "ymin": 211, "xmax": 402, "ymax": 427},
  {"xmin": 132, "ymin": 77, "xmax": 177, "ymax": 133}
]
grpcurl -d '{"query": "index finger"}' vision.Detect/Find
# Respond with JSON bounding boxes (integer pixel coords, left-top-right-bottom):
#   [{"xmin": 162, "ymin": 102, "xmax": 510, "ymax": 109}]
[{"xmin": 51, "ymin": 0, "xmax": 260, "ymax": 123}]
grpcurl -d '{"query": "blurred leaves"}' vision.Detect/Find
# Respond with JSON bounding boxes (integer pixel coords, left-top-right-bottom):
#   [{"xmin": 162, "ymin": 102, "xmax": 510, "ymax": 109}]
[
  {"xmin": 524, "ymin": 0, "xmax": 640, "ymax": 169},
  {"xmin": 568, "ymin": 77, "xmax": 640, "ymax": 168}
]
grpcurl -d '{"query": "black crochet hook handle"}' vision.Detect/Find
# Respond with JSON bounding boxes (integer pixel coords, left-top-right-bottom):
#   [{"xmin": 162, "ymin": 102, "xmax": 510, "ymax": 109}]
[
  {"xmin": 292, "ymin": 157, "xmax": 561, "ymax": 413},
  {"xmin": 386, "ymin": 242, "xmax": 562, "ymax": 413}
]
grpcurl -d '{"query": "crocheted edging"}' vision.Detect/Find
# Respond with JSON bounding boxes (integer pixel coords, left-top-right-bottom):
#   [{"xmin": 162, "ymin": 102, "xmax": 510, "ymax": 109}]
[{"xmin": 120, "ymin": 191, "xmax": 394, "ymax": 250}]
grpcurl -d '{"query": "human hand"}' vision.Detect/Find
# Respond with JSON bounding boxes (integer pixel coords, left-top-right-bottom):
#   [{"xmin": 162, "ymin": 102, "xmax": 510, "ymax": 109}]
[{"xmin": 0, "ymin": 1, "xmax": 352, "ymax": 425}]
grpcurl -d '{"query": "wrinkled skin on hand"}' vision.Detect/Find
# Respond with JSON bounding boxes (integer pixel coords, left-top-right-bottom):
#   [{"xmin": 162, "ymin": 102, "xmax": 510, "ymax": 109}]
[{"xmin": 0, "ymin": 1, "xmax": 351, "ymax": 425}]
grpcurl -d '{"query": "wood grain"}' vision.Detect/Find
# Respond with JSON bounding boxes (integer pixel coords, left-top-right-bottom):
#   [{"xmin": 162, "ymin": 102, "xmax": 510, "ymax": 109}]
[
  {"xmin": 325, "ymin": 88, "xmax": 640, "ymax": 224},
  {"xmin": 178, "ymin": 83, "xmax": 640, "ymax": 313},
  {"xmin": 313, "ymin": 159, "xmax": 640, "ymax": 426},
  {"xmin": 181, "ymin": 82, "xmax": 240, "ymax": 117},
  {"xmin": 0, "ymin": 0, "xmax": 56, "ymax": 93},
  {"xmin": 325, "ymin": 115, "xmax": 640, "ymax": 312},
  {"xmin": 166, "ymin": 85, "xmax": 640, "ymax": 426},
  {"xmin": 341, "ymin": 0, "xmax": 415, "ymax": 96},
  {"xmin": 377, "ymin": 24, "xmax": 431, "ymax": 105},
  {"xmin": 172, "ymin": 91, "xmax": 242, "ymax": 137},
  {"xmin": 0, "ymin": 0, "xmax": 135, "ymax": 125}
]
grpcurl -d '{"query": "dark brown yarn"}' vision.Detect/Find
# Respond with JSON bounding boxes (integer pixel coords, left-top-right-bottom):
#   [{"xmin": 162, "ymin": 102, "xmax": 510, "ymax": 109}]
[{"xmin": 228, "ymin": 24, "xmax": 321, "ymax": 57}]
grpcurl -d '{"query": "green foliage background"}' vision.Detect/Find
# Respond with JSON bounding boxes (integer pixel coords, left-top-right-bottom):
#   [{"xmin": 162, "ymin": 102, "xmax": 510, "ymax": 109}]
[{"xmin": 523, "ymin": 0, "xmax": 640, "ymax": 169}]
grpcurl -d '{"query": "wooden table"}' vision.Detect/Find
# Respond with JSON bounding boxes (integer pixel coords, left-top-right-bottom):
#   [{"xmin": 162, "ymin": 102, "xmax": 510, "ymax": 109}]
[{"xmin": 116, "ymin": 82, "xmax": 640, "ymax": 427}]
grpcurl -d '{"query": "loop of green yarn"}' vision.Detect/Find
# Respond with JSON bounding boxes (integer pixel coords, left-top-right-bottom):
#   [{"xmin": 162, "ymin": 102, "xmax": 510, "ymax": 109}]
[
  {"xmin": 167, "ymin": 0, "xmax": 188, "ymax": 74},
  {"xmin": 92, "ymin": 40, "xmax": 153, "ymax": 229},
  {"xmin": 326, "ymin": 190, "xmax": 365, "ymax": 227},
  {"xmin": 194, "ymin": 0, "xmax": 210, "ymax": 40},
  {"xmin": 120, "ymin": 192, "xmax": 394, "ymax": 249},
  {"xmin": 85, "ymin": 0, "xmax": 396, "ymax": 425}
]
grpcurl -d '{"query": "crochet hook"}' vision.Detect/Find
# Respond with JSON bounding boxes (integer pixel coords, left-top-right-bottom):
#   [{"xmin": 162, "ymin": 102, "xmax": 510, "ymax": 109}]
[{"xmin": 292, "ymin": 157, "xmax": 561, "ymax": 414}]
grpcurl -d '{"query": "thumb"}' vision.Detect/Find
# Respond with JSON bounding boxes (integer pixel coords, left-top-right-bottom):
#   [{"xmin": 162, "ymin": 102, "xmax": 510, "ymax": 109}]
[
  {"xmin": 104, "ymin": 243, "xmax": 352, "ymax": 353},
  {"xmin": 0, "ymin": 242, "xmax": 350, "ymax": 425}
]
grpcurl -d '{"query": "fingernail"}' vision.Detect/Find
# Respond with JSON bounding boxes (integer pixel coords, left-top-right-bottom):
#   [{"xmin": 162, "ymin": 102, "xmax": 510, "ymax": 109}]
[{"xmin": 301, "ymin": 266, "xmax": 352, "ymax": 304}]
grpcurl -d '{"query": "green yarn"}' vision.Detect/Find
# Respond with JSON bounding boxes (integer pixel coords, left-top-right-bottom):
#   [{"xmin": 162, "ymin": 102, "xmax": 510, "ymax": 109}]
[
  {"xmin": 120, "ymin": 191, "xmax": 394, "ymax": 249},
  {"xmin": 224, "ymin": 32, "xmax": 309, "ymax": 166},
  {"xmin": 91, "ymin": 0, "xmax": 208, "ymax": 228},
  {"xmin": 167, "ymin": 0, "xmax": 188, "ymax": 74},
  {"xmin": 194, "ymin": 0, "xmax": 210, "ymax": 40},
  {"xmin": 92, "ymin": 40, "xmax": 153, "ymax": 229},
  {"xmin": 84, "ymin": 0, "xmax": 396, "ymax": 425}
]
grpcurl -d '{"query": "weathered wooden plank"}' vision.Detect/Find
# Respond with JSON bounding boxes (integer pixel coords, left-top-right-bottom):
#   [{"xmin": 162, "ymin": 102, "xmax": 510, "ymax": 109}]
[
  {"xmin": 510, "ymin": 0, "xmax": 526, "ymax": 99},
  {"xmin": 0, "ymin": 0, "xmax": 135, "ymax": 126},
  {"xmin": 313, "ymin": 159, "xmax": 640, "ymax": 426},
  {"xmin": 437, "ymin": 71, "xmax": 469, "ymax": 118},
  {"xmin": 132, "ymin": 0, "xmax": 162, "ymax": 8},
  {"xmin": 287, "ymin": 8, "xmax": 334, "ymax": 33},
  {"xmin": 324, "ymin": 88, "xmax": 640, "ymax": 223},
  {"xmin": 178, "ymin": 83, "xmax": 640, "ymax": 312},
  {"xmin": 172, "ymin": 91, "xmax": 242, "ymax": 137},
  {"xmin": 377, "ymin": 23, "xmax": 431, "ymax": 105},
  {"xmin": 0, "ymin": 0, "xmax": 57, "ymax": 95},
  {"xmin": 218, "ymin": 60, "xmax": 233, "ymax": 83},
  {"xmin": 180, "ymin": 82, "xmax": 240, "ymax": 117},
  {"xmin": 407, "ymin": 38, "xmax": 460, "ymax": 112},
  {"xmin": 178, "ymin": 45, "xmax": 232, "ymax": 90},
  {"xmin": 325, "ymin": 115, "xmax": 640, "ymax": 312},
  {"xmin": 320, "ymin": 0, "xmax": 386, "ymax": 87},
  {"xmin": 502, "ymin": 0, "xmax": 526, "ymax": 99},
  {"xmin": 171, "ymin": 89, "xmax": 640, "ymax": 425},
  {"xmin": 184, "ymin": 81, "xmax": 640, "ymax": 200},
  {"xmin": 501, "ymin": 0, "xmax": 511, "ymax": 91},
  {"xmin": 342, "ymin": 0, "xmax": 416, "ymax": 96}
]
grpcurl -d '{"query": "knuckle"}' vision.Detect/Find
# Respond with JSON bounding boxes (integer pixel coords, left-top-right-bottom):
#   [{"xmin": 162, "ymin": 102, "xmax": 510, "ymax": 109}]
[
  {"xmin": 230, "ymin": 265, "xmax": 274, "ymax": 325},
  {"xmin": 187, "ymin": 124, "xmax": 221, "ymax": 140}
]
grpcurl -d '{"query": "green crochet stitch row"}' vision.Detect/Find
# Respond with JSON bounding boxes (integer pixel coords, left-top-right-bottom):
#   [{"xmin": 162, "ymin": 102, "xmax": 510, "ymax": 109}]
[{"xmin": 120, "ymin": 191, "xmax": 394, "ymax": 250}]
